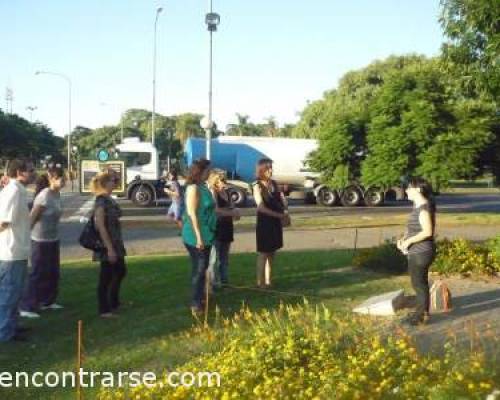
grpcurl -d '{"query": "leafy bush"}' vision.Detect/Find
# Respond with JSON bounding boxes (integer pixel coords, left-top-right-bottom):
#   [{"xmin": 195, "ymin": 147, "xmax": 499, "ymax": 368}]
[
  {"xmin": 354, "ymin": 238, "xmax": 500, "ymax": 277},
  {"xmin": 433, "ymin": 238, "xmax": 500, "ymax": 276},
  {"xmin": 98, "ymin": 304, "xmax": 499, "ymax": 400},
  {"xmin": 352, "ymin": 241, "xmax": 408, "ymax": 274}
]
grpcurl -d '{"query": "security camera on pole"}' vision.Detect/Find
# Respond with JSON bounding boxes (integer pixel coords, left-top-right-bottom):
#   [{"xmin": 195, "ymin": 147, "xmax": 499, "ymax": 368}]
[{"xmin": 201, "ymin": 0, "xmax": 220, "ymax": 161}]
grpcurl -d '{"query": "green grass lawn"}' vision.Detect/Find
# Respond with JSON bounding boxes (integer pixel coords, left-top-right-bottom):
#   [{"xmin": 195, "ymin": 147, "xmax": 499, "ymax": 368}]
[{"xmin": 0, "ymin": 250, "xmax": 414, "ymax": 399}]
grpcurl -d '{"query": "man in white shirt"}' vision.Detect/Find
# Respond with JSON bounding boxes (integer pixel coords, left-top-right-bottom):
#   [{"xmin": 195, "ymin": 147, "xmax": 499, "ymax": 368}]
[{"xmin": 0, "ymin": 159, "xmax": 35, "ymax": 342}]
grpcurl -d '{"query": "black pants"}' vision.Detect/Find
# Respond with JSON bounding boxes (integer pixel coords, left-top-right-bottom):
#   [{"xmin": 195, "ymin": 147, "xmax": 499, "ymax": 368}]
[
  {"xmin": 98, "ymin": 258, "xmax": 127, "ymax": 314},
  {"xmin": 184, "ymin": 243, "xmax": 212, "ymax": 309},
  {"xmin": 408, "ymin": 251, "xmax": 435, "ymax": 317}
]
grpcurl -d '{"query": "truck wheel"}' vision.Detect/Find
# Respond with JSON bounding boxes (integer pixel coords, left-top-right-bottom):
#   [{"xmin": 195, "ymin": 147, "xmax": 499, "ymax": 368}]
[
  {"xmin": 317, "ymin": 187, "xmax": 338, "ymax": 207},
  {"xmin": 364, "ymin": 188, "xmax": 385, "ymax": 207},
  {"xmin": 131, "ymin": 185, "xmax": 154, "ymax": 207},
  {"xmin": 229, "ymin": 187, "xmax": 247, "ymax": 207},
  {"xmin": 341, "ymin": 186, "xmax": 362, "ymax": 207}
]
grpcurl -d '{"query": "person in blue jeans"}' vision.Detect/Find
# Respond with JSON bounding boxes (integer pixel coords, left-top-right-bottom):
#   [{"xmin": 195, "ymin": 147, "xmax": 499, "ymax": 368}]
[
  {"xmin": 0, "ymin": 159, "xmax": 35, "ymax": 342},
  {"xmin": 182, "ymin": 159, "xmax": 216, "ymax": 315},
  {"xmin": 207, "ymin": 170, "xmax": 240, "ymax": 290}
]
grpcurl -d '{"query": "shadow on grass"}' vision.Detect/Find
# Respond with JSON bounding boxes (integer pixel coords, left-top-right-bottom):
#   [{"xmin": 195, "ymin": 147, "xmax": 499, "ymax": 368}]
[{"xmin": 0, "ymin": 249, "xmax": 398, "ymax": 400}]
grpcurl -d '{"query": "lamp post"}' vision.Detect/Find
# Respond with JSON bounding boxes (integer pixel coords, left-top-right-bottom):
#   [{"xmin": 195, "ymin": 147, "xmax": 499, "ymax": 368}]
[
  {"xmin": 26, "ymin": 106, "xmax": 37, "ymax": 122},
  {"xmin": 152, "ymin": 6, "xmax": 163, "ymax": 146},
  {"xmin": 35, "ymin": 70, "xmax": 72, "ymax": 186},
  {"xmin": 203, "ymin": 0, "xmax": 220, "ymax": 160}
]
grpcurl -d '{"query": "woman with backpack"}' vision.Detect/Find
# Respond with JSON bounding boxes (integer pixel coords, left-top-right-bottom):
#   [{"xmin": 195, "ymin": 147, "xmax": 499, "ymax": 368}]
[
  {"xmin": 91, "ymin": 171, "xmax": 127, "ymax": 319},
  {"xmin": 20, "ymin": 167, "xmax": 65, "ymax": 319},
  {"xmin": 397, "ymin": 177, "xmax": 437, "ymax": 326},
  {"xmin": 253, "ymin": 158, "xmax": 290, "ymax": 288}
]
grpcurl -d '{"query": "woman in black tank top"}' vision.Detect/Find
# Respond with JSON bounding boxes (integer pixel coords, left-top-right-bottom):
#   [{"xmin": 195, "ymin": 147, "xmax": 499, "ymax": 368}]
[
  {"xmin": 397, "ymin": 177, "xmax": 436, "ymax": 326},
  {"xmin": 207, "ymin": 170, "xmax": 240, "ymax": 290}
]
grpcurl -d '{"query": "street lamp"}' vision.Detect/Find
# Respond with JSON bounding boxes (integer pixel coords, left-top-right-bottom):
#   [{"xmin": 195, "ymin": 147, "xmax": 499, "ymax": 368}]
[
  {"xmin": 204, "ymin": 0, "xmax": 220, "ymax": 160},
  {"xmin": 26, "ymin": 106, "xmax": 37, "ymax": 122},
  {"xmin": 35, "ymin": 70, "xmax": 72, "ymax": 188},
  {"xmin": 152, "ymin": 6, "xmax": 163, "ymax": 147}
]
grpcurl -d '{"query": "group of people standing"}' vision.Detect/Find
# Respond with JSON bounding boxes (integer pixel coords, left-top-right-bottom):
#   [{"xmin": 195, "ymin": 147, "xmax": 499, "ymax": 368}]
[
  {"xmin": 0, "ymin": 156, "xmax": 437, "ymax": 342},
  {"xmin": 0, "ymin": 160, "xmax": 65, "ymax": 341},
  {"xmin": 177, "ymin": 157, "xmax": 289, "ymax": 314}
]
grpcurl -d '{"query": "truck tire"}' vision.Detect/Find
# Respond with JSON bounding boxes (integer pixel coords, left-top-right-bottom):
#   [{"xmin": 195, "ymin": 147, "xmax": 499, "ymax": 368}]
[
  {"xmin": 317, "ymin": 187, "xmax": 338, "ymax": 207},
  {"xmin": 340, "ymin": 186, "xmax": 362, "ymax": 207},
  {"xmin": 131, "ymin": 185, "xmax": 154, "ymax": 207},
  {"xmin": 364, "ymin": 188, "xmax": 385, "ymax": 207},
  {"xmin": 228, "ymin": 187, "xmax": 247, "ymax": 207}
]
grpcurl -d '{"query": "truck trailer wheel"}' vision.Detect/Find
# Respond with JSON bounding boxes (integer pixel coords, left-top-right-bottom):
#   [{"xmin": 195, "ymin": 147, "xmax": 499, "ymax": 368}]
[
  {"xmin": 340, "ymin": 186, "xmax": 362, "ymax": 207},
  {"xmin": 364, "ymin": 188, "xmax": 385, "ymax": 207},
  {"xmin": 228, "ymin": 187, "xmax": 247, "ymax": 207},
  {"xmin": 317, "ymin": 187, "xmax": 338, "ymax": 207},
  {"xmin": 131, "ymin": 185, "xmax": 154, "ymax": 207}
]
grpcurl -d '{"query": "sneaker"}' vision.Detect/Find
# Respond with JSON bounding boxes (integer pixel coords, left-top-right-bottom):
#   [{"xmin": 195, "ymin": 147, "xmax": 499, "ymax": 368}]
[
  {"xmin": 41, "ymin": 303, "xmax": 64, "ymax": 310},
  {"xmin": 20, "ymin": 311, "xmax": 40, "ymax": 319}
]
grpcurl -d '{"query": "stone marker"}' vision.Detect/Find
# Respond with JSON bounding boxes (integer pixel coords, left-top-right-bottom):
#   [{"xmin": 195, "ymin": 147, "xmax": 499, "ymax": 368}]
[{"xmin": 353, "ymin": 289, "xmax": 405, "ymax": 316}]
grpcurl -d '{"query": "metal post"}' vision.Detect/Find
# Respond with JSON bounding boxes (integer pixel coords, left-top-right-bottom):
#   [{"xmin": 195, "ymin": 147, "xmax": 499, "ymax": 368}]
[
  {"xmin": 152, "ymin": 7, "xmax": 163, "ymax": 146},
  {"xmin": 35, "ymin": 71, "xmax": 72, "ymax": 189}
]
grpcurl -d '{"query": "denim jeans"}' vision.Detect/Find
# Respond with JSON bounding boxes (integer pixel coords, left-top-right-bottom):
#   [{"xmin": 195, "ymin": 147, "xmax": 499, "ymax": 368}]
[
  {"xmin": 208, "ymin": 240, "xmax": 231, "ymax": 287},
  {"xmin": 408, "ymin": 251, "xmax": 435, "ymax": 317},
  {"xmin": 184, "ymin": 243, "xmax": 212, "ymax": 309},
  {"xmin": 0, "ymin": 260, "xmax": 28, "ymax": 341}
]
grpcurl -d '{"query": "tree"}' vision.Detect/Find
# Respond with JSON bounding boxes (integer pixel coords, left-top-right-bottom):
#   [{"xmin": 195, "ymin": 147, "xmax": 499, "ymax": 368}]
[
  {"xmin": 440, "ymin": 0, "xmax": 500, "ymax": 101},
  {"xmin": 300, "ymin": 55, "xmax": 498, "ymax": 189},
  {"xmin": 0, "ymin": 109, "xmax": 64, "ymax": 164}
]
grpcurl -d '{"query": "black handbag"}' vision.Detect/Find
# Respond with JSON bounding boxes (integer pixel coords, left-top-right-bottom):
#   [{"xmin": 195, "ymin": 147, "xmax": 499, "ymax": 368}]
[{"xmin": 78, "ymin": 213, "xmax": 103, "ymax": 251}]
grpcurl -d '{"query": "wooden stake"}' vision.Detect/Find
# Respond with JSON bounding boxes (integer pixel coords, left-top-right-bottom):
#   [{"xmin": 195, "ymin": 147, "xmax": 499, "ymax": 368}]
[
  {"xmin": 205, "ymin": 270, "xmax": 209, "ymax": 327},
  {"xmin": 76, "ymin": 320, "xmax": 83, "ymax": 400}
]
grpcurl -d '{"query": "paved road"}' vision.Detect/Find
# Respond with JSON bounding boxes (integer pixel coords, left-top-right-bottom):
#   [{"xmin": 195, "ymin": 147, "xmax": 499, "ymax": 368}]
[
  {"xmin": 56, "ymin": 192, "xmax": 500, "ymax": 261},
  {"xmin": 61, "ymin": 192, "xmax": 500, "ymax": 221}
]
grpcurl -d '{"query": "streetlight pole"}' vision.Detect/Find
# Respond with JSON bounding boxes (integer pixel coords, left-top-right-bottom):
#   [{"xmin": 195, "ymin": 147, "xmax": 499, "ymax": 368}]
[
  {"xmin": 26, "ymin": 106, "xmax": 37, "ymax": 122},
  {"xmin": 35, "ymin": 70, "xmax": 72, "ymax": 187},
  {"xmin": 203, "ymin": 0, "xmax": 220, "ymax": 160},
  {"xmin": 152, "ymin": 7, "xmax": 163, "ymax": 147}
]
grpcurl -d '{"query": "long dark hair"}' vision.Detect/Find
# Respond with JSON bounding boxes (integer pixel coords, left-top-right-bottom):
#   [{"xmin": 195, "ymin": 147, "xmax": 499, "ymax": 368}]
[
  {"xmin": 185, "ymin": 159, "xmax": 210, "ymax": 185},
  {"xmin": 408, "ymin": 177, "xmax": 436, "ymax": 228},
  {"xmin": 34, "ymin": 167, "xmax": 64, "ymax": 198}
]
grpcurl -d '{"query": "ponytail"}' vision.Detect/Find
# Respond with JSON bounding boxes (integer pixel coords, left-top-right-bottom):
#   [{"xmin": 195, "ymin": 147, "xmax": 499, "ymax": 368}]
[
  {"xmin": 34, "ymin": 166, "xmax": 65, "ymax": 198},
  {"xmin": 34, "ymin": 174, "xmax": 50, "ymax": 198}
]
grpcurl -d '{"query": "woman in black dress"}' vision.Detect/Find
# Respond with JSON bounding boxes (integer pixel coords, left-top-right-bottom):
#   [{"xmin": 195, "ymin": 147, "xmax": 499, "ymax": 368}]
[
  {"xmin": 91, "ymin": 171, "xmax": 127, "ymax": 319},
  {"xmin": 253, "ymin": 158, "xmax": 289, "ymax": 288}
]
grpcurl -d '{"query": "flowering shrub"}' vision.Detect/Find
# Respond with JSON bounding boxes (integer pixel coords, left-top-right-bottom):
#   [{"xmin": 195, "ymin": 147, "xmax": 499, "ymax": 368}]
[
  {"xmin": 354, "ymin": 238, "xmax": 500, "ymax": 277},
  {"xmin": 432, "ymin": 238, "xmax": 500, "ymax": 276},
  {"xmin": 98, "ymin": 304, "xmax": 499, "ymax": 400},
  {"xmin": 352, "ymin": 241, "xmax": 408, "ymax": 274}
]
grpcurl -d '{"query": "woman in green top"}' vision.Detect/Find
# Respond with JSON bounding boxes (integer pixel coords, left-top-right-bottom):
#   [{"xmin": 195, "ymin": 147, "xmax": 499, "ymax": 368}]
[{"xmin": 182, "ymin": 159, "xmax": 217, "ymax": 314}]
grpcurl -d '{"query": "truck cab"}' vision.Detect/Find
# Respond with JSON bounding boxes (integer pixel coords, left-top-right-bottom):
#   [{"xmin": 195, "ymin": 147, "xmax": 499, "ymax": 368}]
[{"xmin": 116, "ymin": 137, "xmax": 166, "ymax": 206}]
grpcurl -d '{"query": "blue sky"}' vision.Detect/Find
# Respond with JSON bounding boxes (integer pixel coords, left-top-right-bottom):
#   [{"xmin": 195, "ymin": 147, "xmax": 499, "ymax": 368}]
[{"xmin": 1, "ymin": 0, "xmax": 444, "ymax": 137}]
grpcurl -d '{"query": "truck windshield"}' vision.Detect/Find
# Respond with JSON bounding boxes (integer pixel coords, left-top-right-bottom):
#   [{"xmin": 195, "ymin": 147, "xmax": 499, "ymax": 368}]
[{"xmin": 120, "ymin": 152, "xmax": 151, "ymax": 167}]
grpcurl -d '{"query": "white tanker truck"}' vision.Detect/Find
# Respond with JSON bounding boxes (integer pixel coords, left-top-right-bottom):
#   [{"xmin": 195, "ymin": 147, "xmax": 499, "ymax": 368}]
[{"xmin": 184, "ymin": 136, "xmax": 404, "ymax": 207}]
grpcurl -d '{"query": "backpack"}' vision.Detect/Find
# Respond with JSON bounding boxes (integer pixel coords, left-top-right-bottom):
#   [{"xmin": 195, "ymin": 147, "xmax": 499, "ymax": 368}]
[
  {"xmin": 78, "ymin": 212, "xmax": 103, "ymax": 251},
  {"xmin": 430, "ymin": 280, "xmax": 452, "ymax": 312}
]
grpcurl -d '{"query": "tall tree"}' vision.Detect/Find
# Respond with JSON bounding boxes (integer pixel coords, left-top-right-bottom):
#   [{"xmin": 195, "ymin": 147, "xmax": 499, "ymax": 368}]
[{"xmin": 440, "ymin": 0, "xmax": 500, "ymax": 101}]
